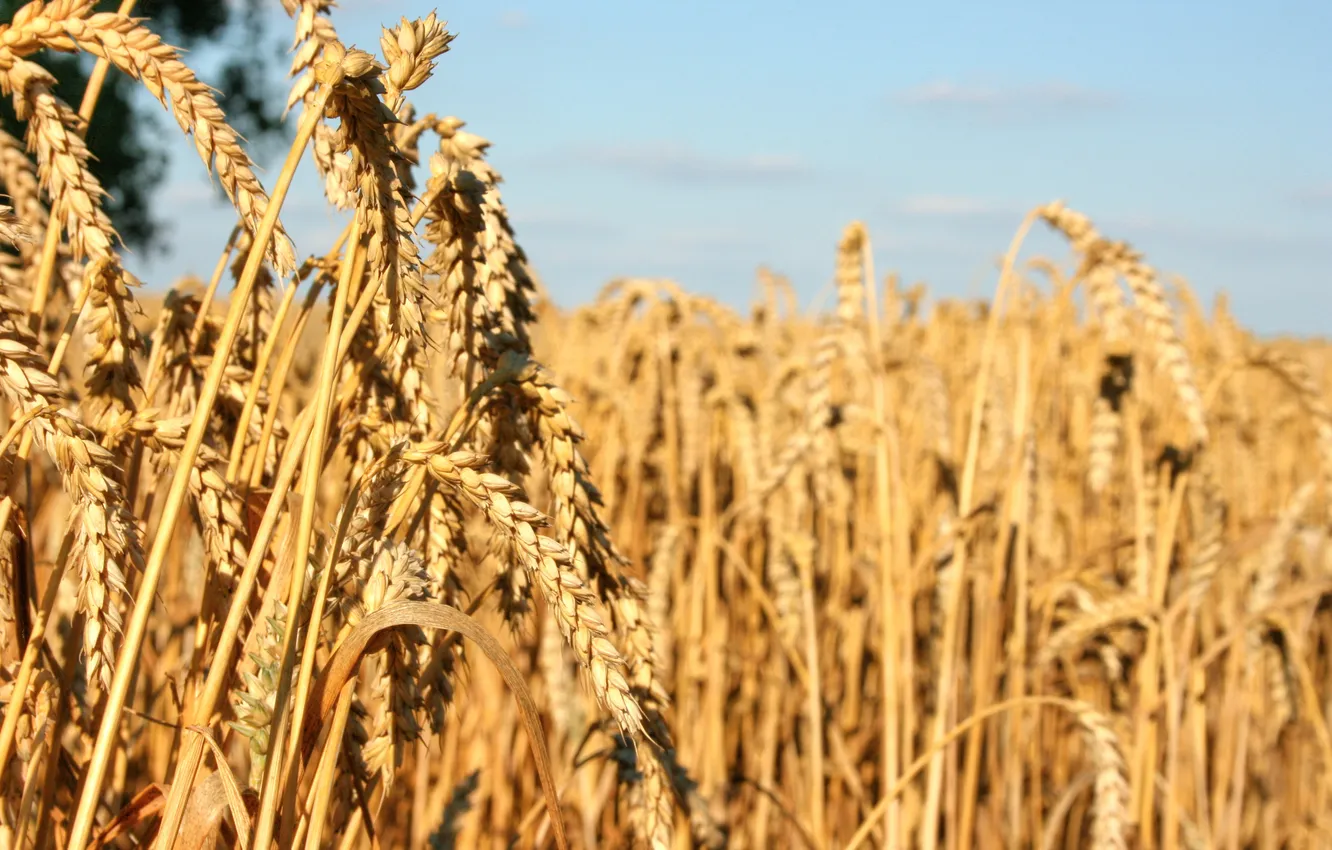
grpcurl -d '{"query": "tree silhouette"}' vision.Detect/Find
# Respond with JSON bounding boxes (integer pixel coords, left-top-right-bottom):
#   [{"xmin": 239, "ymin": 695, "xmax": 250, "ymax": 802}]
[{"xmin": 0, "ymin": 0, "xmax": 291, "ymax": 257}]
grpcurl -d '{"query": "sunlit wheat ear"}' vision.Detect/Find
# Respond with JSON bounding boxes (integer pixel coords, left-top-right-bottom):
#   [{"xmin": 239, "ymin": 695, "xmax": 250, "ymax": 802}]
[
  {"xmin": 1245, "ymin": 482, "xmax": 1314, "ymax": 744},
  {"xmin": 1039, "ymin": 594, "xmax": 1155, "ymax": 667},
  {"xmin": 1040, "ymin": 200, "xmax": 1206, "ymax": 447},
  {"xmin": 2, "ymin": 62, "xmax": 143, "ymax": 429},
  {"xmin": 0, "ymin": 296, "xmax": 142, "ymax": 691},
  {"xmin": 1246, "ymin": 346, "xmax": 1332, "ymax": 525},
  {"xmin": 429, "ymin": 117, "xmax": 540, "ymax": 347},
  {"xmin": 348, "ymin": 541, "xmax": 433, "ymax": 787},
  {"xmin": 330, "ymin": 445, "xmax": 406, "ymax": 623},
  {"xmin": 379, "ymin": 14, "xmax": 453, "ymax": 114},
  {"xmin": 1101, "ymin": 241, "xmax": 1207, "ymax": 446},
  {"xmin": 1075, "ymin": 703, "xmax": 1130, "ymax": 850},
  {"xmin": 631, "ymin": 753, "xmax": 674, "ymax": 850},
  {"xmin": 2, "ymin": 667, "xmax": 52, "ymax": 783},
  {"xmin": 496, "ymin": 344, "xmax": 689, "ymax": 842},
  {"xmin": 319, "ymin": 41, "xmax": 439, "ymax": 344},
  {"xmin": 282, "ymin": 0, "xmax": 355, "ymax": 207},
  {"xmin": 399, "ymin": 445, "xmax": 646, "ymax": 736},
  {"xmin": 1247, "ymin": 482, "xmax": 1314, "ymax": 629},
  {"xmin": 128, "ymin": 414, "xmax": 248, "ymax": 590}
]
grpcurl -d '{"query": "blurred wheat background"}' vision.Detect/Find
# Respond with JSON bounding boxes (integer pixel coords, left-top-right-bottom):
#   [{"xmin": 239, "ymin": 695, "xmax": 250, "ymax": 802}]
[{"xmin": 0, "ymin": 1, "xmax": 1327, "ymax": 849}]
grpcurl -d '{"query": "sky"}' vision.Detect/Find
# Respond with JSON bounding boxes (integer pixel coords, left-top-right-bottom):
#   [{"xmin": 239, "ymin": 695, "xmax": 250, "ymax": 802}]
[{"xmin": 123, "ymin": 0, "xmax": 1330, "ymax": 336}]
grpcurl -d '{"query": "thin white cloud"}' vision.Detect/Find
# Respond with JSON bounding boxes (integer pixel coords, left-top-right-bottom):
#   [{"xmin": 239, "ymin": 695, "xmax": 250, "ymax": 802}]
[
  {"xmin": 894, "ymin": 194, "xmax": 1020, "ymax": 219},
  {"xmin": 893, "ymin": 80, "xmax": 1119, "ymax": 116},
  {"xmin": 498, "ymin": 10, "xmax": 530, "ymax": 29},
  {"xmin": 577, "ymin": 143, "xmax": 809, "ymax": 183}
]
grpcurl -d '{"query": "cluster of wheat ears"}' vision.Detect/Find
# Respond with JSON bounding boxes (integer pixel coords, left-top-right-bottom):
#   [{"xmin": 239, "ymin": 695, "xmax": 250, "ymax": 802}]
[{"xmin": 0, "ymin": 1, "xmax": 1325, "ymax": 849}]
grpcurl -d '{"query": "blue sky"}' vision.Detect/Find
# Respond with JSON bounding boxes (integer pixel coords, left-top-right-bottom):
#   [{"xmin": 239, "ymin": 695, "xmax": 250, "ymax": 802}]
[{"xmin": 125, "ymin": 1, "xmax": 1330, "ymax": 335}]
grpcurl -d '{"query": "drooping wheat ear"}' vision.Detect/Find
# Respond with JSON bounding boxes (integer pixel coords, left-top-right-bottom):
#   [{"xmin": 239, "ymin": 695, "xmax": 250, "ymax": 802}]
[
  {"xmin": 320, "ymin": 43, "xmax": 438, "ymax": 344},
  {"xmin": 330, "ymin": 445, "xmax": 407, "ymax": 623},
  {"xmin": 349, "ymin": 541, "xmax": 432, "ymax": 787},
  {"xmin": 126, "ymin": 412, "xmax": 247, "ymax": 588},
  {"xmin": 422, "ymin": 484, "xmax": 468, "ymax": 607},
  {"xmin": 744, "ymin": 319, "xmax": 839, "ymax": 514},
  {"xmin": 1073, "ymin": 702, "xmax": 1130, "ymax": 850},
  {"xmin": 281, "ymin": 0, "xmax": 354, "ymax": 208},
  {"xmin": 1045, "ymin": 212, "xmax": 1129, "ymax": 492},
  {"xmin": 498, "ymin": 346, "xmax": 679, "ymax": 840},
  {"xmin": 0, "ymin": 295, "xmax": 142, "ymax": 690},
  {"xmin": 1039, "ymin": 201, "xmax": 1206, "ymax": 446},
  {"xmin": 423, "ymin": 147, "xmax": 493, "ymax": 391},
  {"xmin": 1039, "ymin": 595, "xmax": 1156, "ymax": 665},
  {"xmin": 1259, "ymin": 619, "xmax": 1297, "ymax": 744},
  {"xmin": 399, "ymin": 444, "xmax": 645, "ymax": 736},
  {"xmin": 0, "ymin": 1, "xmax": 296, "ymax": 275},
  {"xmin": 1078, "ymin": 253, "xmax": 1131, "ymax": 346},
  {"xmin": 1247, "ymin": 483, "xmax": 1314, "ymax": 661},
  {"xmin": 1240, "ymin": 484, "xmax": 1313, "ymax": 747},
  {"xmin": 1246, "ymin": 346, "xmax": 1332, "ymax": 526},
  {"xmin": 79, "ymin": 257, "xmax": 145, "ymax": 429},
  {"xmin": 430, "ymin": 117, "xmax": 539, "ymax": 349},
  {"xmin": 500, "ymin": 350, "xmax": 628, "ymax": 580},
  {"xmin": 1076, "ymin": 245, "xmax": 1132, "ymax": 490},
  {"xmin": 3, "ymin": 62, "xmax": 144, "ymax": 428},
  {"xmin": 344, "ymin": 270, "xmax": 436, "ymax": 450},
  {"xmin": 4, "ymin": 667, "xmax": 52, "ymax": 786},
  {"xmin": 410, "ymin": 491, "xmax": 466, "ymax": 737},
  {"xmin": 1059, "ymin": 584, "xmax": 1127, "ymax": 686},
  {"xmin": 330, "ymin": 699, "xmax": 372, "ymax": 834},
  {"xmin": 1101, "ymin": 240, "xmax": 1207, "ymax": 446},
  {"xmin": 631, "ymin": 753, "xmax": 674, "ymax": 850},
  {"xmin": 473, "ymin": 306, "xmax": 663, "ymax": 772}
]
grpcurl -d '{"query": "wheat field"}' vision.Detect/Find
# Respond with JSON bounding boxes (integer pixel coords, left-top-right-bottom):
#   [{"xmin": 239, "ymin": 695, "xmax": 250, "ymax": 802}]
[{"xmin": 0, "ymin": 2, "xmax": 1327, "ymax": 848}]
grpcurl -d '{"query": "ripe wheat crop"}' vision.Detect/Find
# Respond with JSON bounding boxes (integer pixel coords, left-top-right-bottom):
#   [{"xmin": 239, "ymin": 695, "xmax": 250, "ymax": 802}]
[{"xmin": 0, "ymin": 1, "xmax": 1326, "ymax": 848}]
